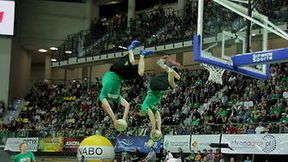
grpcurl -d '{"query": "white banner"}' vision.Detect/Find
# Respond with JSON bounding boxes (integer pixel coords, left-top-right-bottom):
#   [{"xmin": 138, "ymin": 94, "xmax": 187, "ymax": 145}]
[
  {"xmin": 165, "ymin": 134, "xmax": 288, "ymax": 155},
  {"xmin": 191, "ymin": 135, "xmax": 219, "ymax": 151},
  {"xmin": 164, "ymin": 135, "xmax": 190, "ymax": 153},
  {"xmin": 0, "ymin": 1, "xmax": 15, "ymax": 35},
  {"xmin": 4, "ymin": 138, "xmax": 38, "ymax": 152},
  {"xmin": 221, "ymin": 134, "xmax": 288, "ymax": 155}
]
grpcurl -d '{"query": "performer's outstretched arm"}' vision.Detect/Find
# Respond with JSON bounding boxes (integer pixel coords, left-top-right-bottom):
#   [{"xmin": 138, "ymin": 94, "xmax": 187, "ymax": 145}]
[
  {"xmin": 157, "ymin": 56, "xmax": 181, "ymax": 88},
  {"xmin": 120, "ymin": 97, "xmax": 130, "ymax": 121},
  {"xmin": 101, "ymin": 98, "xmax": 119, "ymax": 129},
  {"xmin": 138, "ymin": 50, "xmax": 154, "ymax": 76}
]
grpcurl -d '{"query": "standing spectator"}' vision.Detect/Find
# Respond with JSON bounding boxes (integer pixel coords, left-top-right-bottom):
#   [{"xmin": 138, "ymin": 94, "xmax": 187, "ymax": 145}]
[
  {"xmin": 80, "ymin": 155, "xmax": 86, "ymax": 162},
  {"xmin": 207, "ymin": 149, "xmax": 215, "ymax": 162},
  {"xmin": 12, "ymin": 143, "xmax": 36, "ymax": 162},
  {"xmin": 214, "ymin": 149, "xmax": 222, "ymax": 162},
  {"xmin": 194, "ymin": 150, "xmax": 202, "ymax": 162},
  {"xmin": 177, "ymin": 147, "xmax": 184, "ymax": 162},
  {"xmin": 130, "ymin": 149, "xmax": 140, "ymax": 162},
  {"xmin": 185, "ymin": 150, "xmax": 195, "ymax": 162},
  {"xmin": 283, "ymin": 88, "xmax": 288, "ymax": 101},
  {"xmin": 162, "ymin": 150, "xmax": 174, "ymax": 162},
  {"xmin": 244, "ymin": 156, "xmax": 252, "ymax": 162},
  {"xmin": 0, "ymin": 101, "xmax": 4, "ymax": 117},
  {"xmin": 145, "ymin": 148, "xmax": 157, "ymax": 162}
]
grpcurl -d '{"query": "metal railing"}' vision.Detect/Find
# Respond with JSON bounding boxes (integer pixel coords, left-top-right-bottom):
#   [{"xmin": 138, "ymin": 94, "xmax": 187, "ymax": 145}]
[
  {"xmin": 1, "ymin": 122, "xmax": 287, "ymax": 138},
  {"xmin": 52, "ymin": 1, "xmax": 287, "ymax": 63}
]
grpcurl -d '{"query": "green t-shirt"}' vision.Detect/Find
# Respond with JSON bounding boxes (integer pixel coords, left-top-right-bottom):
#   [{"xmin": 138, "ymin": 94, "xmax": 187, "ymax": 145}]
[
  {"xmin": 280, "ymin": 116, "xmax": 288, "ymax": 123},
  {"xmin": 188, "ymin": 153, "xmax": 195, "ymax": 160},
  {"xmin": 218, "ymin": 109, "xmax": 227, "ymax": 117},
  {"xmin": 271, "ymin": 107, "xmax": 282, "ymax": 115},
  {"xmin": 192, "ymin": 118, "xmax": 200, "ymax": 126},
  {"xmin": 141, "ymin": 89, "xmax": 163, "ymax": 113},
  {"xmin": 12, "ymin": 152, "xmax": 36, "ymax": 162}
]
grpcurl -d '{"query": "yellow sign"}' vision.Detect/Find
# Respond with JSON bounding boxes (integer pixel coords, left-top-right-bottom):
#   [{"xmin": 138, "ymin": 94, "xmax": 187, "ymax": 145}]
[{"xmin": 39, "ymin": 137, "xmax": 64, "ymax": 152}]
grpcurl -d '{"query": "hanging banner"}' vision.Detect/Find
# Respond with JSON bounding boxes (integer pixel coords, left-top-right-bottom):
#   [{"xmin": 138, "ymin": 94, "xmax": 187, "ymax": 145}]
[
  {"xmin": 115, "ymin": 136, "xmax": 161, "ymax": 153},
  {"xmin": 221, "ymin": 134, "xmax": 288, "ymax": 155},
  {"xmin": 190, "ymin": 135, "xmax": 220, "ymax": 152},
  {"xmin": 63, "ymin": 137, "xmax": 83, "ymax": 153},
  {"xmin": 4, "ymin": 138, "xmax": 38, "ymax": 152},
  {"xmin": 163, "ymin": 135, "xmax": 190, "ymax": 153},
  {"xmin": 38, "ymin": 137, "xmax": 64, "ymax": 152}
]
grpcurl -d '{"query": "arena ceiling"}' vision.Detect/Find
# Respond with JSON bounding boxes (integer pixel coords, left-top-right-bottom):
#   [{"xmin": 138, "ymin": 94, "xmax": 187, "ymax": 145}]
[{"xmin": 25, "ymin": 0, "xmax": 177, "ymax": 64}]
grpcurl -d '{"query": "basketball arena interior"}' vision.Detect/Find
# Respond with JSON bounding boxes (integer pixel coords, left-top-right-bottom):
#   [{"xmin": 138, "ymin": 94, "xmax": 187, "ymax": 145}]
[{"xmin": 0, "ymin": 0, "xmax": 287, "ymax": 161}]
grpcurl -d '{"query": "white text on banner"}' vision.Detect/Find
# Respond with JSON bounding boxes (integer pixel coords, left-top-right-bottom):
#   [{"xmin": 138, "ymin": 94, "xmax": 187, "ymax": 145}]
[
  {"xmin": 4, "ymin": 138, "xmax": 38, "ymax": 152},
  {"xmin": 164, "ymin": 135, "xmax": 190, "ymax": 153},
  {"xmin": 221, "ymin": 134, "xmax": 288, "ymax": 155}
]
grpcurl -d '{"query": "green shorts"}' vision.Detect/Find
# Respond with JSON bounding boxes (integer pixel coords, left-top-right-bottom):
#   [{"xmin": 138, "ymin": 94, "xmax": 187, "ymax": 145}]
[
  {"xmin": 141, "ymin": 89, "xmax": 163, "ymax": 113},
  {"xmin": 99, "ymin": 71, "xmax": 123, "ymax": 103}
]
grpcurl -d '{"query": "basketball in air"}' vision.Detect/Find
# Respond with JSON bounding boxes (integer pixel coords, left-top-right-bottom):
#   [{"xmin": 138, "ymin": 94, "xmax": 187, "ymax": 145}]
[
  {"xmin": 150, "ymin": 130, "xmax": 162, "ymax": 141},
  {"xmin": 116, "ymin": 119, "xmax": 127, "ymax": 132}
]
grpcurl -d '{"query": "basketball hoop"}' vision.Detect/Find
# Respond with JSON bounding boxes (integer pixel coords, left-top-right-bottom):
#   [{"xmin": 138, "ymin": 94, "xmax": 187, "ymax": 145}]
[{"xmin": 201, "ymin": 64, "xmax": 225, "ymax": 85}]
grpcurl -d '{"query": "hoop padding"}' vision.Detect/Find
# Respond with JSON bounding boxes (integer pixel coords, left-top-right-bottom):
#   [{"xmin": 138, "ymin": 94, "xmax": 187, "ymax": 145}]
[{"xmin": 202, "ymin": 63, "xmax": 225, "ymax": 85}]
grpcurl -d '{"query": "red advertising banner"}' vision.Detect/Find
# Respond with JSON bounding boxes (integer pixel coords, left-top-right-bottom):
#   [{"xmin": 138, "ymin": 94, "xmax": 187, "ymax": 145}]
[
  {"xmin": 0, "ymin": 12, "xmax": 4, "ymax": 22},
  {"xmin": 63, "ymin": 137, "xmax": 83, "ymax": 153}
]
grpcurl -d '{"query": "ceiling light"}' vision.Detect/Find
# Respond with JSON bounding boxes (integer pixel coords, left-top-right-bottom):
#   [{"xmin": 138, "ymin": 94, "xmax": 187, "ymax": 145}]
[
  {"xmin": 51, "ymin": 58, "xmax": 57, "ymax": 62},
  {"xmin": 118, "ymin": 45, "xmax": 127, "ymax": 50},
  {"xmin": 65, "ymin": 50, "xmax": 72, "ymax": 54},
  {"xmin": 38, "ymin": 49, "xmax": 48, "ymax": 53},
  {"xmin": 102, "ymin": 0, "xmax": 121, "ymax": 5},
  {"xmin": 50, "ymin": 47, "xmax": 58, "ymax": 51}
]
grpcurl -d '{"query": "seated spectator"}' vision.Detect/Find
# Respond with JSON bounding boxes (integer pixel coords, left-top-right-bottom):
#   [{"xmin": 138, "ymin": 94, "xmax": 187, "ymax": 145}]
[
  {"xmin": 245, "ymin": 124, "xmax": 256, "ymax": 134},
  {"xmin": 255, "ymin": 122, "xmax": 266, "ymax": 134},
  {"xmin": 226, "ymin": 124, "xmax": 238, "ymax": 134}
]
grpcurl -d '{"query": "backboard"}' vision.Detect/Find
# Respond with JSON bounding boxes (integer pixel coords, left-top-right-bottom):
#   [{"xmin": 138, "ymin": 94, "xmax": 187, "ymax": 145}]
[{"xmin": 193, "ymin": 0, "xmax": 288, "ymax": 80}]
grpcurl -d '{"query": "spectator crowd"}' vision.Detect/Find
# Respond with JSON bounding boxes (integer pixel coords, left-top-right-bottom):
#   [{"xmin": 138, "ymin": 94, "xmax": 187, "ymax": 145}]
[
  {"xmin": 0, "ymin": 62, "xmax": 287, "ymax": 138},
  {"xmin": 56, "ymin": 0, "xmax": 287, "ymax": 60}
]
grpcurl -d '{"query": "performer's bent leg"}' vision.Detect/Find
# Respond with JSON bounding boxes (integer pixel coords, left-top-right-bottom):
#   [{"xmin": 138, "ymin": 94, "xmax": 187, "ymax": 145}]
[
  {"xmin": 147, "ymin": 109, "xmax": 156, "ymax": 132},
  {"xmin": 138, "ymin": 55, "xmax": 145, "ymax": 76},
  {"xmin": 154, "ymin": 111, "xmax": 162, "ymax": 131}
]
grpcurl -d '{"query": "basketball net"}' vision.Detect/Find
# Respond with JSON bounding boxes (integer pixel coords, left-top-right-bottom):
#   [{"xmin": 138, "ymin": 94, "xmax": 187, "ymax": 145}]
[{"xmin": 201, "ymin": 63, "xmax": 225, "ymax": 85}]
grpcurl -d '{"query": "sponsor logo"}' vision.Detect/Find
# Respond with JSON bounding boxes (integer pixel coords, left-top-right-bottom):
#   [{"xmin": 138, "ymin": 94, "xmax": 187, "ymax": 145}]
[
  {"xmin": 230, "ymin": 134, "xmax": 277, "ymax": 153},
  {"xmin": 252, "ymin": 52, "xmax": 273, "ymax": 63},
  {"xmin": 65, "ymin": 141, "xmax": 80, "ymax": 146},
  {"xmin": 78, "ymin": 147, "xmax": 103, "ymax": 156},
  {"xmin": 262, "ymin": 134, "xmax": 277, "ymax": 153},
  {"xmin": 0, "ymin": 12, "xmax": 3, "ymax": 22},
  {"xmin": 165, "ymin": 139, "xmax": 188, "ymax": 148},
  {"xmin": 118, "ymin": 139, "xmax": 134, "ymax": 146}
]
